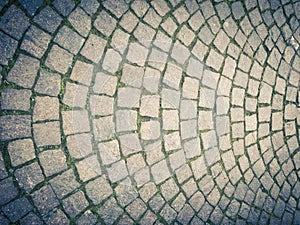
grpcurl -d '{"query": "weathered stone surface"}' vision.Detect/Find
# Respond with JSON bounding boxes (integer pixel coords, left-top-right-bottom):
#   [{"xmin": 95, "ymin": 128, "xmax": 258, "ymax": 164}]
[
  {"xmin": 31, "ymin": 185, "xmax": 59, "ymax": 215},
  {"xmin": 34, "ymin": 6, "xmax": 62, "ymax": 33},
  {"xmin": 50, "ymin": 169, "xmax": 80, "ymax": 199},
  {"xmin": 14, "ymin": 162, "xmax": 44, "ymax": 192},
  {"xmin": 21, "ymin": 26, "xmax": 51, "ymax": 58},
  {"xmin": 0, "ymin": 177, "xmax": 18, "ymax": 205},
  {"xmin": 33, "ymin": 121, "xmax": 61, "ymax": 146},
  {"xmin": 1, "ymin": 88, "xmax": 31, "ymax": 111},
  {"xmin": 33, "ymin": 96, "xmax": 59, "ymax": 122},
  {"xmin": 0, "ymin": 5, "xmax": 30, "ymax": 40},
  {"xmin": 0, "ymin": 115, "xmax": 31, "ymax": 141},
  {"xmin": 45, "ymin": 44, "xmax": 73, "ymax": 74},
  {"xmin": 2, "ymin": 197, "xmax": 32, "ymax": 222},
  {"xmin": 0, "ymin": 31, "xmax": 18, "ymax": 65},
  {"xmin": 7, "ymin": 54, "xmax": 39, "ymax": 88},
  {"xmin": 8, "ymin": 139, "xmax": 35, "ymax": 167},
  {"xmin": 39, "ymin": 149, "xmax": 67, "ymax": 176}
]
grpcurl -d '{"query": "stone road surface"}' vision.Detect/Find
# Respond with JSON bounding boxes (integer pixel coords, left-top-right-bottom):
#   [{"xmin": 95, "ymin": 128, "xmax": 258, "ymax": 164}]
[{"xmin": 0, "ymin": 0, "xmax": 300, "ymax": 224}]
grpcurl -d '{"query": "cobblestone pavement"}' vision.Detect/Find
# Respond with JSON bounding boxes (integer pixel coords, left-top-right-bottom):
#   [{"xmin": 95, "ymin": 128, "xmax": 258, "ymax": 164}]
[{"xmin": 0, "ymin": 0, "xmax": 300, "ymax": 224}]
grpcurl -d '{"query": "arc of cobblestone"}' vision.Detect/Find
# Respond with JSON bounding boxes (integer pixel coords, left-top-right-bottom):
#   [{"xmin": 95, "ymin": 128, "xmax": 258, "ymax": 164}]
[{"xmin": 0, "ymin": 0, "xmax": 299, "ymax": 224}]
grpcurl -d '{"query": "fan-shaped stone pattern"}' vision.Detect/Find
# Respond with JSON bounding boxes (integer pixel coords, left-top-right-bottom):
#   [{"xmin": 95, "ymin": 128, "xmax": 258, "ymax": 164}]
[{"xmin": 0, "ymin": 0, "xmax": 299, "ymax": 224}]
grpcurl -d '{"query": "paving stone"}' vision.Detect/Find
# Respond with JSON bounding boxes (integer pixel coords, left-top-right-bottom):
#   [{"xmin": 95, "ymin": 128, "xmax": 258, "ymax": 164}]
[
  {"xmin": 202, "ymin": 69, "xmax": 220, "ymax": 89},
  {"xmin": 62, "ymin": 110, "xmax": 90, "ymax": 135},
  {"xmin": 149, "ymin": 193, "xmax": 165, "ymax": 213},
  {"xmin": 0, "ymin": 31, "xmax": 18, "ymax": 65},
  {"xmin": 189, "ymin": 12, "xmax": 204, "ymax": 32},
  {"xmin": 198, "ymin": 25, "xmax": 214, "ymax": 45},
  {"xmin": 181, "ymin": 119, "xmax": 197, "ymax": 140},
  {"xmin": 198, "ymin": 110, "xmax": 213, "ymax": 130},
  {"xmin": 34, "ymin": 6, "xmax": 63, "ymax": 33},
  {"xmin": 120, "ymin": 65, "xmax": 143, "ymax": 88},
  {"xmin": 69, "ymin": 60, "xmax": 93, "ymax": 86},
  {"xmin": 164, "ymin": 131, "xmax": 181, "ymax": 152},
  {"xmin": 0, "ymin": 5, "xmax": 30, "ymax": 40},
  {"xmin": 107, "ymin": 160, "xmax": 129, "ymax": 183},
  {"xmin": 98, "ymin": 140, "xmax": 120, "ymax": 165},
  {"xmin": 126, "ymin": 198, "xmax": 147, "ymax": 220},
  {"xmin": 81, "ymin": 34, "xmax": 106, "ymax": 63},
  {"xmin": 161, "ymin": 17, "xmax": 177, "ymax": 36},
  {"xmin": 117, "ymin": 87, "xmax": 141, "ymax": 108},
  {"xmin": 14, "ymin": 162, "xmax": 44, "ymax": 192},
  {"xmin": 2, "ymin": 197, "xmax": 32, "ymax": 222},
  {"xmin": 141, "ymin": 120, "xmax": 160, "ymax": 140},
  {"xmin": 0, "ymin": 115, "xmax": 31, "ymax": 141},
  {"xmin": 93, "ymin": 72, "xmax": 118, "ymax": 96},
  {"xmin": 131, "ymin": 0, "xmax": 149, "ymax": 17},
  {"xmin": 144, "ymin": 141, "xmax": 164, "ymax": 166},
  {"xmin": 103, "ymin": 0, "xmax": 128, "ymax": 18},
  {"xmin": 184, "ymin": 138, "xmax": 201, "ymax": 159},
  {"xmin": 45, "ymin": 209, "xmax": 69, "ymax": 225},
  {"xmin": 50, "ymin": 169, "xmax": 80, "ymax": 199},
  {"xmin": 20, "ymin": 212, "xmax": 42, "ymax": 225},
  {"xmin": 75, "ymin": 155, "xmax": 101, "ymax": 181},
  {"xmin": 90, "ymin": 95, "xmax": 114, "ymax": 116},
  {"xmin": 116, "ymin": 110, "xmax": 137, "ymax": 132},
  {"xmin": 34, "ymin": 70, "xmax": 61, "ymax": 96},
  {"xmin": 163, "ymin": 63, "xmax": 182, "ymax": 90},
  {"xmin": 120, "ymin": 11, "xmax": 138, "ymax": 33},
  {"xmin": 76, "ymin": 210, "xmax": 97, "ymax": 225},
  {"xmin": 160, "ymin": 204, "xmax": 177, "ymax": 223},
  {"xmin": 97, "ymin": 197, "xmax": 123, "ymax": 223},
  {"xmin": 177, "ymin": 25, "xmax": 195, "ymax": 46},
  {"xmin": 39, "ymin": 149, "xmax": 67, "ymax": 177},
  {"xmin": 1, "ymin": 88, "xmax": 31, "ymax": 111},
  {"xmin": 161, "ymin": 88, "xmax": 180, "ymax": 110},
  {"xmin": 45, "ymin": 44, "xmax": 73, "ymax": 74},
  {"xmin": 54, "ymin": 26, "xmax": 85, "ymax": 54},
  {"xmin": 67, "ymin": 133, "xmax": 93, "ymax": 159},
  {"xmin": 192, "ymin": 40, "xmax": 208, "ymax": 62},
  {"xmin": 182, "ymin": 77, "xmax": 199, "ymax": 99},
  {"xmin": 7, "ymin": 54, "xmax": 39, "ymax": 88},
  {"xmin": 68, "ymin": 7, "xmax": 91, "ymax": 37},
  {"xmin": 33, "ymin": 121, "xmax": 61, "ymax": 146},
  {"xmin": 115, "ymin": 183, "xmax": 138, "ymax": 207},
  {"xmin": 119, "ymin": 133, "xmax": 142, "ymax": 156},
  {"xmin": 33, "ymin": 96, "xmax": 59, "ymax": 122},
  {"xmin": 151, "ymin": 160, "xmax": 170, "ymax": 184},
  {"xmin": 63, "ymin": 191, "xmax": 89, "ymax": 218},
  {"xmin": 80, "ymin": 0, "xmax": 99, "ymax": 15},
  {"xmin": 94, "ymin": 10, "xmax": 117, "ymax": 37},
  {"xmin": 140, "ymin": 95, "xmax": 160, "ymax": 118},
  {"xmin": 143, "ymin": 67, "xmax": 161, "ymax": 93},
  {"xmin": 134, "ymin": 22, "xmax": 156, "ymax": 47},
  {"xmin": 199, "ymin": 87, "xmax": 215, "ymax": 109},
  {"xmin": 0, "ymin": 177, "xmax": 18, "ymax": 206},
  {"xmin": 31, "ymin": 185, "xmax": 59, "ymax": 215},
  {"xmin": 111, "ymin": 29, "xmax": 130, "ymax": 53},
  {"xmin": 168, "ymin": 150, "xmax": 185, "ymax": 172},
  {"xmin": 53, "ymin": 0, "xmax": 75, "ymax": 16},
  {"xmin": 171, "ymin": 41, "xmax": 190, "ymax": 65},
  {"xmin": 86, "ymin": 176, "xmax": 112, "ymax": 204},
  {"xmin": 93, "ymin": 116, "xmax": 114, "ymax": 141},
  {"xmin": 206, "ymin": 49, "xmax": 224, "ymax": 71},
  {"xmin": 180, "ymin": 100, "xmax": 197, "ymax": 120},
  {"xmin": 126, "ymin": 42, "xmax": 149, "ymax": 66},
  {"xmin": 102, "ymin": 49, "xmax": 122, "ymax": 73},
  {"xmin": 21, "ymin": 26, "xmax": 51, "ymax": 58},
  {"xmin": 144, "ymin": 8, "xmax": 162, "ymax": 29},
  {"xmin": 8, "ymin": 139, "xmax": 35, "ymax": 167}
]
